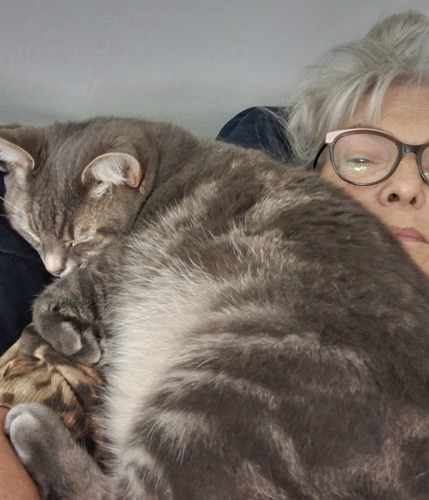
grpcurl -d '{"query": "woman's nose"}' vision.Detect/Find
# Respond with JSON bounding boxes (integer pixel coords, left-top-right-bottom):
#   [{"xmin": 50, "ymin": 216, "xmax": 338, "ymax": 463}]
[{"xmin": 378, "ymin": 154, "xmax": 427, "ymax": 208}]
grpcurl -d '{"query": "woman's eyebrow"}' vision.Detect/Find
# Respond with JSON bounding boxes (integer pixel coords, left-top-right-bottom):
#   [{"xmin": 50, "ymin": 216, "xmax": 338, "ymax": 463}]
[{"xmin": 347, "ymin": 123, "xmax": 379, "ymax": 130}]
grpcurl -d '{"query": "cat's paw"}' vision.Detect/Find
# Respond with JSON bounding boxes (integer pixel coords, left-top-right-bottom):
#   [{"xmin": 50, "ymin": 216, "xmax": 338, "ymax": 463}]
[
  {"xmin": 5, "ymin": 403, "xmax": 106, "ymax": 500},
  {"xmin": 5, "ymin": 403, "xmax": 76, "ymax": 498},
  {"xmin": 33, "ymin": 289, "xmax": 101, "ymax": 365}
]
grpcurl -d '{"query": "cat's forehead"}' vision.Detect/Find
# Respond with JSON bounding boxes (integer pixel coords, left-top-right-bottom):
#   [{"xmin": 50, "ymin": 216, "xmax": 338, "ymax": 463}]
[
  {"xmin": 34, "ymin": 119, "xmax": 147, "ymax": 180},
  {"xmin": 43, "ymin": 123, "xmax": 106, "ymax": 167},
  {"xmin": 30, "ymin": 193, "xmax": 106, "ymax": 241}
]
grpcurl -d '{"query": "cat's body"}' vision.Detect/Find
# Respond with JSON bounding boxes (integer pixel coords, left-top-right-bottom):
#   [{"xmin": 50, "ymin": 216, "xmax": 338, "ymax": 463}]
[{"xmin": 2, "ymin": 117, "xmax": 429, "ymax": 499}]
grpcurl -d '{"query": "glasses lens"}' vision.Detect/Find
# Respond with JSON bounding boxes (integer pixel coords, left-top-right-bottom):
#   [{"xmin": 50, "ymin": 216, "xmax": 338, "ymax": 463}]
[
  {"xmin": 420, "ymin": 146, "xmax": 429, "ymax": 183},
  {"xmin": 333, "ymin": 133, "xmax": 397, "ymax": 184}
]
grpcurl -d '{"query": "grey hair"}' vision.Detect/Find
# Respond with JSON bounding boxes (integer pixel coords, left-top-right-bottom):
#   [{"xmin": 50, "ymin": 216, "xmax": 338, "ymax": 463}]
[{"xmin": 286, "ymin": 10, "xmax": 429, "ymax": 167}]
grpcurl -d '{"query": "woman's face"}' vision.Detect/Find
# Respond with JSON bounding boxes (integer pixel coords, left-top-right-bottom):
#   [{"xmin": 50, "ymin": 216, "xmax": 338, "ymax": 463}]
[{"xmin": 320, "ymin": 84, "xmax": 429, "ymax": 275}]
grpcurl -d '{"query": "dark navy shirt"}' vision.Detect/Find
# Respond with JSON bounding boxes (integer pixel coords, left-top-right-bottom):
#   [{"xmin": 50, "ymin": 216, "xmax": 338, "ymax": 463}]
[{"xmin": 0, "ymin": 174, "xmax": 51, "ymax": 352}]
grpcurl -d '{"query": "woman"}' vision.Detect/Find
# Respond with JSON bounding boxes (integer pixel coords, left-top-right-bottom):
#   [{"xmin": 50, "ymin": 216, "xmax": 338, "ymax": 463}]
[
  {"xmin": 287, "ymin": 10, "xmax": 429, "ymax": 278},
  {"xmin": 3, "ymin": 9, "xmax": 429, "ymax": 498},
  {"xmin": 318, "ymin": 85, "xmax": 429, "ymax": 276}
]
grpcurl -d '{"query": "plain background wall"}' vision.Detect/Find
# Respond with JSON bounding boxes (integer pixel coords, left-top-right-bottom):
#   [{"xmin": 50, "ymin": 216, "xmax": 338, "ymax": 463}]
[{"xmin": 1, "ymin": 0, "xmax": 428, "ymax": 138}]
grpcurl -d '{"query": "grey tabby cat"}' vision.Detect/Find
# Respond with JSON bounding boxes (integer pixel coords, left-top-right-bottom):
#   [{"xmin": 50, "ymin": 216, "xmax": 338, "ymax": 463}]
[{"xmin": 2, "ymin": 117, "xmax": 429, "ymax": 499}]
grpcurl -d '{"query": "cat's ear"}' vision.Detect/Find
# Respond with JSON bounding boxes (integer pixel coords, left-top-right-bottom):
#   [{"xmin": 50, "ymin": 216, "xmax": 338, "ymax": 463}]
[
  {"xmin": 81, "ymin": 153, "xmax": 143, "ymax": 193},
  {"xmin": 0, "ymin": 137, "xmax": 35, "ymax": 173}
]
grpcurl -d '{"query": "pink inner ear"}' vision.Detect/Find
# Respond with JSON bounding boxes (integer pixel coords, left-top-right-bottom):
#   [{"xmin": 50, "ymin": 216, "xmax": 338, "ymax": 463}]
[
  {"xmin": 124, "ymin": 162, "xmax": 142, "ymax": 187},
  {"xmin": 0, "ymin": 138, "xmax": 35, "ymax": 171},
  {"xmin": 82, "ymin": 152, "xmax": 143, "ymax": 188}
]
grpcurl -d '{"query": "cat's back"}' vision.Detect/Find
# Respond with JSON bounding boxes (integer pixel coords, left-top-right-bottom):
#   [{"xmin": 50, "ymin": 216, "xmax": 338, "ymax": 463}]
[{"xmin": 104, "ymin": 141, "xmax": 429, "ymax": 499}]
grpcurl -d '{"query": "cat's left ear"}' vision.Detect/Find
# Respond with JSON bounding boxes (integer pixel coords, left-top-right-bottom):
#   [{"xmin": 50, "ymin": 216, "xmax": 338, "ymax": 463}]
[
  {"xmin": 0, "ymin": 137, "xmax": 35, "ymax": 173},
  {"xmin": 81, "ymin": 153, "xmax": 143, "ymax": 192}
]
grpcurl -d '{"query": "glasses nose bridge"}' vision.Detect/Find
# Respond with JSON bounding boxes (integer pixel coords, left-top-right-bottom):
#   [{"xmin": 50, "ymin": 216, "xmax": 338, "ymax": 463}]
[
  {"xmin": 394, "ymin": 142, "xmax": 428, "ymax": 184},
  {"xmin": 397, "ymin": 143, "xmax": 425, "ymax": 168},
  {"xmin": 401, "ymin": 143, "xmax": 420, "ymax": 156}
]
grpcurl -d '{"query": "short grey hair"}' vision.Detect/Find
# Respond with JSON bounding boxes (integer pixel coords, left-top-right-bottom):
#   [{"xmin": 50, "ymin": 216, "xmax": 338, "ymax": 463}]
[{"xmin": 286, "ymin": 10, "xmax": 429, "ymax": 167}]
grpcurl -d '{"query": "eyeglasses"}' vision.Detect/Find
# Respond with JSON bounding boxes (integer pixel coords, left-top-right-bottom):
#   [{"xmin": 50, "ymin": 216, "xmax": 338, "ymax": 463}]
[{"xmin": 313, "ymin": 128, "xmax": 429, "ymax": 186}]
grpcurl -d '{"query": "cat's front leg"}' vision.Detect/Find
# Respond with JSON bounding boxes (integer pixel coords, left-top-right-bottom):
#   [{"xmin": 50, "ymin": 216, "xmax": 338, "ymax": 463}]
[
  {"xmin": 5, "ymin": 403, "xmax": 110, "ymax": 500},
  {"xmin": 32, "ymin": 265, "xmax": 104, "ymax": 365}
]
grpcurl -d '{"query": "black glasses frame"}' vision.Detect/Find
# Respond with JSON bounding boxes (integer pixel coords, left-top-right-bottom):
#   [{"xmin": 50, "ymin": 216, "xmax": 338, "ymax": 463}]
[{"xmin": 313, "ymin": 128, "xmax": 429, "ymax": 186}]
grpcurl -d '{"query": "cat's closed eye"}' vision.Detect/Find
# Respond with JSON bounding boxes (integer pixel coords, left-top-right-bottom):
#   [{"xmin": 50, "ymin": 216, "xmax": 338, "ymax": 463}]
[{"xmin": 70, "ymin": 240, "xmax": 95, "ymax": 257}]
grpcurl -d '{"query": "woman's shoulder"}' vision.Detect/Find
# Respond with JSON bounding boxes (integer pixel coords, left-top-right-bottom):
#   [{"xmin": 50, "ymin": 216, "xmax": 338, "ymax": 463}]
[{"xmin": 216, "ymin": 106, "xmax": 293, "ymax": 163}]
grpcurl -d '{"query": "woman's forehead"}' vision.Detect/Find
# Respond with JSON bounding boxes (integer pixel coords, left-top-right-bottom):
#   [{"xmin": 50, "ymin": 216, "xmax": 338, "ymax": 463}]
[{"xmin": 346, "ymin": 84, "xmax": 429, "ymax": 144}]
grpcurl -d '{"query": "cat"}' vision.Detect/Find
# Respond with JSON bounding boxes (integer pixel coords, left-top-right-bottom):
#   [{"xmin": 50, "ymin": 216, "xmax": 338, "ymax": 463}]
[{"xmin": 2, "ymin": 116, "xmax": 429, "ymax": 499}]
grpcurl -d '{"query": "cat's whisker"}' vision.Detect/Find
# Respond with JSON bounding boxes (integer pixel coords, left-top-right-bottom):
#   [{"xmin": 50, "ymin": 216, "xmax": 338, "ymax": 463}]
[{"xmin": 0, "ymin": 195, "xmax": 26, "ymax": 216}]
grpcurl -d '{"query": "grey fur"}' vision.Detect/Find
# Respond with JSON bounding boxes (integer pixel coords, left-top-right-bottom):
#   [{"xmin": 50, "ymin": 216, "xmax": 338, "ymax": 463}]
[{"xmin": 2, "ymin": 117, "xmax": 429, "ymax": 499}]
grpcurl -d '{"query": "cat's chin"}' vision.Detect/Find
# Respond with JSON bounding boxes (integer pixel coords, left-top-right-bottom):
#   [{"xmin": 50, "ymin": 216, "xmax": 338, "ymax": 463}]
[
  {"xmin": 58, "ymin": 267, "xmax": 75, "ymax": 279},
  {"xmin": 44, "ymin": 260, "xmax": 78, "ymax": 279}
]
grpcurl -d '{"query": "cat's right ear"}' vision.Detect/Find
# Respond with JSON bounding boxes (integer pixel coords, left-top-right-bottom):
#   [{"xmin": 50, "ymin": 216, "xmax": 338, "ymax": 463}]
[
  {"xmin": 0, "ymin": 137, "xmax": 35, "ymax": 174},
  {"xmin": 81, "ymin": 152, "xmax": 144, "ymax": 195}
]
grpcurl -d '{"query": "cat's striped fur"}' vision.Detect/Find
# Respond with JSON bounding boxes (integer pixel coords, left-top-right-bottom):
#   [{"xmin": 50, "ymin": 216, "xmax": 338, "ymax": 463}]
[{"xmin": 2, "ymin": 118, "xmax": 429, "ymax": 499}]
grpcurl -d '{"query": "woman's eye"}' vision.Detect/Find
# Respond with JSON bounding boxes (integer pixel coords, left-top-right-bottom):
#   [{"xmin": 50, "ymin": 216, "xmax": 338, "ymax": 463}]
[
  {"xmin": 351, "ymin": 158, "xmax": 372, "ymax": 169},
  {"xmin": 341, "ymin": 155, "xmax": 379, "ymax": 171},
  {"xmin": 350, "ymin": 157, "xmax": 370, "ymax": 163},
  {"xmin": 344, "ymin": 154, "xmax": 375, "ymax": 164}
]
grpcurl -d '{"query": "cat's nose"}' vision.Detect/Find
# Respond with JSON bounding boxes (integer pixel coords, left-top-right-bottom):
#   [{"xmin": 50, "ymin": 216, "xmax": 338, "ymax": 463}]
[{"xmin": 43, "ymin": 253, "xmax": 66, "ymax": 277}]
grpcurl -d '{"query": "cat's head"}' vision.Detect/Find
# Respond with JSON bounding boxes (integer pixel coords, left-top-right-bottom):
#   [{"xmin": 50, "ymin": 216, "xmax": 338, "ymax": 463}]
[{"xmin": 0, "ymin": 118, "xmax": 157, "ymax": 277}]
